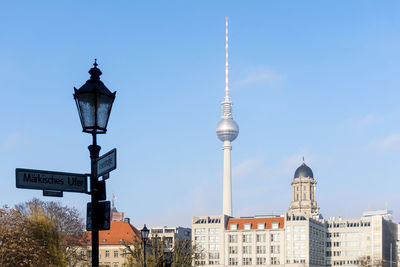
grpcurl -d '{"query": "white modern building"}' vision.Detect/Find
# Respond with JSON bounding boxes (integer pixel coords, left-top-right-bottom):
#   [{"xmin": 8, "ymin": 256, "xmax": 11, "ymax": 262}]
[
  {"xmin": 192, "ymin": 162, "xmax": 398, "ymax": 267},
  {"xmin": 147, "ymin": 226, "xmax": 191, "ymax": 250}
]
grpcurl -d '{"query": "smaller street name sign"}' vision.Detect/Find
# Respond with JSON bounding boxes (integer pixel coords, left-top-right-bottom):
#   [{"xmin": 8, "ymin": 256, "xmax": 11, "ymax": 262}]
[
  {"xmin": 16, "ymin": 168, "xmax": 87, "ymax": 193},
  {"xmin": 43, "ymin": 190, "xmax": 63, "ymax": 197},
  {"xmin": 96, "ymin": 148, "xmax": 116, "ymax": 177}
]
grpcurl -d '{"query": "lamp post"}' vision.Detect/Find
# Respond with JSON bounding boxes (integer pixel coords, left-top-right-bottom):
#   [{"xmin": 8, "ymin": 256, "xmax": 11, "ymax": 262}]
[
  {"xmin": 141, "ymin": 224, "xmax": 149, "ymax": 267},
  {"xmin": 74, "ymin": 59, "xmax": 116, "ymax": 267},
  {"xmin": 0, "ymin": 237, "xmax": 3, "ymax": 264}
]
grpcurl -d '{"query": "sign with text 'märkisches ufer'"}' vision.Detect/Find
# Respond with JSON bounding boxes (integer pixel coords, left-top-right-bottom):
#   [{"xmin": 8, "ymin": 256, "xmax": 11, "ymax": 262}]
[{"xmin": 16, "ymin": 168, "xmax": 87, "ymax": 193}]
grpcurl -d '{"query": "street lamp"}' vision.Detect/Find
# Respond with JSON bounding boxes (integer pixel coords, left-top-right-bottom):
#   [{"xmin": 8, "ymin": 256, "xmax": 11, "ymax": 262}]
[
  {"xmin": 0, "ymin": 237, "xmax": 3, "ymax": 264},
  {"xmin": 141, "ymin": 224, "xmax": 149, "ymax": 267},
  {"xmin": 74, "ymin": 59, "xmax": 116, "ymax": 267}
]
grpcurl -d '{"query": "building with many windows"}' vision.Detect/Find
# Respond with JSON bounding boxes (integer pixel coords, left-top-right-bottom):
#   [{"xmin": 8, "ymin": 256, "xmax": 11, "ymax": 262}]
[
  {"xmin": 192, "ymin": 162, "xmax": 398, "ymax": 267},
  {"xmin": 71, "ymin": 212, "xmax": 141, "ymax": 267},
  {"xmin": 147, "ymin": 225, "xmax": 191, "ymax": 250}
]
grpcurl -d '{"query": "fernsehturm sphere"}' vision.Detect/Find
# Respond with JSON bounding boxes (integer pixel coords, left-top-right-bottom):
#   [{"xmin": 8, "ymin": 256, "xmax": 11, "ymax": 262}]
[{"xmin": 216, "ymin": 17, "xmax": 239, "ymax": 217}]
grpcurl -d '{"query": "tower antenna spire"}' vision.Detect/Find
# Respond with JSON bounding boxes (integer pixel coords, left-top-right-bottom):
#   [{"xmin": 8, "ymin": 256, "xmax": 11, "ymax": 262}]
[{"xmin": 225, "ymin": 17, "xmax": 229, "ymax": 100}]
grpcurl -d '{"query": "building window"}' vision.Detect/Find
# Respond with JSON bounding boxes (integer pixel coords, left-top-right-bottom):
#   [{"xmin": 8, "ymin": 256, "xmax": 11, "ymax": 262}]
[
  {"xmin": 257, "ymin": 257, "xmax": 266, "ymax": 265},
  {"xmin": 229, "ymin": 234, "xmax": 238, "ymax": 243},
  {"xmin": 271, "ymin": 233, "xmax": 280, "ymax": 242},
  {"xmin": 230, "ymin": 223, "xmax": 238, "ymax": 230},
  {"xmin": 270, "ymin": 245, "xmax": 280, "ymax": 254},
  {"xmin": 296, "ymin": 193, "xmax": 299, "ymax": 200},
  {"xmin": 271, "ymin": 257, "xmax": 280, "ymax": 265},
  {"xmin": 256, "ymin": 234, "xmax": 266, "ymax": 242},
  {"xmin": 114, "ymin": 250, "xmax": 118, "ymax": 257},
  {"xmin": 229, "ymin": 246, "xmax": 238, "ymax": 254},
  {"xmin": 229, "ymin": 258, "xmax": 238, "ymax": 265},
  {"xmin": 243, "ymin": 245, "xmax": 252, "ymax": 254},
  {"xmin": 243, "ymin": 234, "xmax": 252, "ymax": 243},
  {"xmin": 244, "ymin": 223, "xmax": 252, "ymax": 230},
  {"xmin": 256, "ymin": 245, "xmax": 266, "ymax": 254},
  {"xmin": 151, "ymin": 228, "xmax": 163, "ymax": 234},
  {"xmin": 105, "ymin": 250, "xmax": 110, "ymax": 258},
  {"xmin": 272, "ymin": 222, "xmax": 279, "ymax": 229},
  {"xmin": 257, "ymin": 222, "xmax": 265, "ymax": 229},
  {"xmin": 243, "ymin": 257, "xmax": 252, "ymax": 265},
  {"xmin": 209, "ymin": 228, "xmax": 220, "ymax": 235},
  {"xmin": 303, "ymin": 193, "xmax": 306, "ymax": 200}
]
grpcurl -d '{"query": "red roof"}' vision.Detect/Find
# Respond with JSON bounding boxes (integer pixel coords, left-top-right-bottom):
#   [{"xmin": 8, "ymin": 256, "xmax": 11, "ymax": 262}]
[
  {"xmin": 227, "ymin": 217, "xmax": 285, "ymax": 230},
  {"xmin": 82, "ymin": 220, "xmax": 141, "ymax": 245}
]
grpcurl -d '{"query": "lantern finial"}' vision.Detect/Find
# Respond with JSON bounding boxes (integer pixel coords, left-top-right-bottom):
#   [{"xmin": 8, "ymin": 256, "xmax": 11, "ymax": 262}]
[{"xmin": 89, "ymin": 59, "xmax": 102, "ymax": 80}]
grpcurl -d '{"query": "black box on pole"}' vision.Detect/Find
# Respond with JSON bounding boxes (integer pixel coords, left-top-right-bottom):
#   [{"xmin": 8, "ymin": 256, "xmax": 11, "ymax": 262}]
[{"xmin": 86, "ymin": 201, "xmax": 111, "ymax": 231}]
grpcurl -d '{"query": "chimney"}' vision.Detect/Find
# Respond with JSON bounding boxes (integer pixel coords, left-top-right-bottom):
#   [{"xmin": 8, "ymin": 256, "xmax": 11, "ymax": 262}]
[{"xmin": 124, "ymin": 218, "xmax": 130, "ymax": 224}]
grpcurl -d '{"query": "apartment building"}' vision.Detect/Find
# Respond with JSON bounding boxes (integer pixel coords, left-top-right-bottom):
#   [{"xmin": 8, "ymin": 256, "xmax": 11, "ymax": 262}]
[
  {"xmin": 192, "ymin": 162, "xmax": 397, "ymax": 267},
  {"xmin": 224, "ymin": 216, "xmax": 285, "ymax": 266},
  {"xmin": 147, "ymin": 225, "xmax": 191, "ymax": 250}
]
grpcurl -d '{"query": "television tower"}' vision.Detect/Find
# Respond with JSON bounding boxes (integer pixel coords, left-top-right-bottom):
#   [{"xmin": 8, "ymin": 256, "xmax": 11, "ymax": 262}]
[{"xmin": 216, "ymin": 17, "xmax": 239, "ymax": 217}]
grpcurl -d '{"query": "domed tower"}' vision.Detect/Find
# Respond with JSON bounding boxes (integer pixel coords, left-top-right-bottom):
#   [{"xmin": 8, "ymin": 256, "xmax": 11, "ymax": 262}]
[
  {"xmin": 288, "ymin": 161, "xmax": 319, "ymax": 216},
  {"xmin": 216, "ymin": 17, "xmax": 239, "ymax": 217}
]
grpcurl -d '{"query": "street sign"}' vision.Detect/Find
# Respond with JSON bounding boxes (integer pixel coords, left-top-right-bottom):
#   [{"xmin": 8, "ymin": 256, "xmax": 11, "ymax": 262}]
[
  {"xmin": 86, "ymin": 201, "xmax": 111, "ymax": 231},
  {"xmin": 16, "ymin": 168, "xmax": 87, "ymax": 193},
  {"xmin": 96, "ymin": 148, "xmax": 116, "ymax": 177},
  {"xmin": 43, "ymin": 190, "xmax": 63, "ymax": 197}
]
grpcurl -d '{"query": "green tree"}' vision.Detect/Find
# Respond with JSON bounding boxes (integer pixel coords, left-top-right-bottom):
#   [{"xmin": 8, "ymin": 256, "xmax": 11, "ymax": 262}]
[
  {"xmin": 0, "ymin": 205, "xmax": 50, "ymax": 266},
  {"xmin": 0, "ymin": 198, "xmax": 87, "ymax": 267},
  {"xmin": 16, "ymin": 198, "xmax": 88, "ymax": 266}
]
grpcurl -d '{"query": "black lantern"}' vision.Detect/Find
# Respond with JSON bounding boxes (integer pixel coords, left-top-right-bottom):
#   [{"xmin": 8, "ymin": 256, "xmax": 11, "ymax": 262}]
[
  {"xmin": 74, "ymin": 59, "xmax": 116, "ymax": 134},
  {"xmin": 141, "ymin": 224, "xmax": 149, "ymax": 241}
]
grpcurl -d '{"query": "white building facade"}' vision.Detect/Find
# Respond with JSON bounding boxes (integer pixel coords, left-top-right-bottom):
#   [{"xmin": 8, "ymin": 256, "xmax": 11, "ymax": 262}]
[
  {"xmin": 192, "ymin": 163, "xmax": 398, "ymax": 267},
  {"xmin": 147, "ymin": 225, "xmax": 191, "ymax": 250}
]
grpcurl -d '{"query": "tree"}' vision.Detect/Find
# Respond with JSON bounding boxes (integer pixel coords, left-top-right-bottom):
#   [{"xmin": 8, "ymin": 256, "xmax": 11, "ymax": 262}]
[
  {"xmin": 0, "ymin": 198, "xmax": 87, "ymax": 267},
  {"xmin": 124, "ymin": 236, "xmax": 197, "ymax": 267},
  {"xmin": 15, "ymin": 198, "xmax": 88, "ymax": 266},
  {"xmin": 0, "ymin": 205, "xmax": 50, "ymax": 266}
]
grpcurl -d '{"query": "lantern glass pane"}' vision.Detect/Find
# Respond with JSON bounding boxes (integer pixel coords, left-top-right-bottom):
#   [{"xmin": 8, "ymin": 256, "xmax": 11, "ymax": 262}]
[
  {"xmin": 96, "ymin": 94, "xmax": 114, "ymax": 130},
  {"xmin": 78, "ymin": 93, "xmax": 96, "ymax": 129}
]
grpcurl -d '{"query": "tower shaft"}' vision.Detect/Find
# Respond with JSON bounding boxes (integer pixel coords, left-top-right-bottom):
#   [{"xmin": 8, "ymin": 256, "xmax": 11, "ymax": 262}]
[{"xmin": 223, "ymin": 141, "xmax": 232, "ymax": 216}]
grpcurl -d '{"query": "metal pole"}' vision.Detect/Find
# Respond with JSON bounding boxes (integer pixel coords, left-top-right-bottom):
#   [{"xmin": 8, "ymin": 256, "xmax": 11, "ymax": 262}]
[
  {"xmin": 143, "ymin": 239, "xmax": 146, "ymax": 267},
  {"xmin": 390, "ymin": 243, "xmax": 392, "ymax": 267},
  {"xmin": 89, "ymin": 133, "xmax": 101, "ymax": 267}
]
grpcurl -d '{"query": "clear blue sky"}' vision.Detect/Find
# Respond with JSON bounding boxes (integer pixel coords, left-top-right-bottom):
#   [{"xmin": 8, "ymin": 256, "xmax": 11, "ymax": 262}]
[{"xmin": 1, "ymin": 1, "xmax": 400, "ymax": 228}]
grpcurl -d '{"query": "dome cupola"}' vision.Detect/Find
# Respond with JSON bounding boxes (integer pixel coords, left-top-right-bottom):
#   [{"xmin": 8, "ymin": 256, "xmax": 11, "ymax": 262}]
[{"xmin": 294, "ymin": 162, "xmax": 313, "ymax": 178}]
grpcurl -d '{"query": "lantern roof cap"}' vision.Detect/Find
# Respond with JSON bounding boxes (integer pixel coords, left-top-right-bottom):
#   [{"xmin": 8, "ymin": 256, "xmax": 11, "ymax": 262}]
[{"xmin": 74, "ymin": 59, "xmax": 115, "ymax": 96}]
